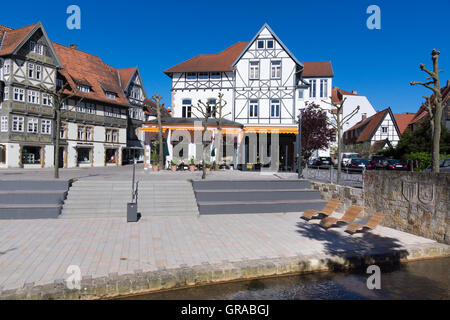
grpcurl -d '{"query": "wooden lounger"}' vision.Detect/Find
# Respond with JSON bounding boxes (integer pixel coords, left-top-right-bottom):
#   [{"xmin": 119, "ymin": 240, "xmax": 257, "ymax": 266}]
[
  {"xmin": 319, "ymin": 205, "xmax": 364, "ymax": 229},
  {"xmin": 345, "ymin": 213, "xmax": 386, "ymax": 234},
  {"xmin": 301, "ymin": 199, "xmax": 343, "ymax": 221}
]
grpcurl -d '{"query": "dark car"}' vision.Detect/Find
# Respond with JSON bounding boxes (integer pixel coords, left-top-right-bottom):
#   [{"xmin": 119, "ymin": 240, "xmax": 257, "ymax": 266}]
[
  {"xmin": 318, "ymin": 157, "xmax": 334, "ymax": 167},
  {"xmin": 307, "ymin": 157, "xmax": 334, "ymax": 168},
  {"xmin": 424, "ymin": 158, "xmax": 450, "ymax": 172},
  {"xmin": 386, "ymin": 159, "xmax": 408, "ymax": 170},
  {"xmin": 369, "ymin": 155, "xmax": 388, "ymax": 169},
  {"xmin": 347, "ymin": 158, "xmax": 374, "ymax": 171}
]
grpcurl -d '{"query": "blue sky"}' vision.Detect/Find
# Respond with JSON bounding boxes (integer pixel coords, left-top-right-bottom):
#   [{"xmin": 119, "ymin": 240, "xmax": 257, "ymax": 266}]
[{"xmin": 2, "ymin": 0, "xmax": 449, "ymax": 114}]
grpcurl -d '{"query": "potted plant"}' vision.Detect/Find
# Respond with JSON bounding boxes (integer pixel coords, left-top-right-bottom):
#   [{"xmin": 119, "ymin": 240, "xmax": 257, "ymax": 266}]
[
  {"xmin": 205, "ymin": 162, "xmax": 211, "ymax": 172},
  {"xmin": 189, "ymin": 157, "xmax": 196, "ymax": 172},
  {"xmin": 151, "ymin": 160, "xmax": 159, "ymax": 171},
  {"xmin": 170, "ymin": 159, "xmax": 178, "ymax": 172}
]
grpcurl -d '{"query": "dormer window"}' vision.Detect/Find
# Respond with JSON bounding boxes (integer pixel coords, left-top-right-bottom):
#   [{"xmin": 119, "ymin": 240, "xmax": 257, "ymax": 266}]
[
  {"xmin": 77, "ymin": 85, "xmax": 90, "ymax": 93},
  {"xmin": 105, "ymin": 92, "xmax": 117, "ymax": 100}
]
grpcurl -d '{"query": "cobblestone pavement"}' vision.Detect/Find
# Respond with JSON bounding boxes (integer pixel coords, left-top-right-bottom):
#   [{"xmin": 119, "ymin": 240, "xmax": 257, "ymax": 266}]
[{"xmin": 0, "ymin": 211, "xmax": 439, "ymax": 293}]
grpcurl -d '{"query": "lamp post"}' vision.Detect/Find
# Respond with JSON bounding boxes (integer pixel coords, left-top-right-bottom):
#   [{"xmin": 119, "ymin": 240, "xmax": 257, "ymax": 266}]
[{"xmin": 297, "ymin": 110, "xmax": 302, "ymax": 179}]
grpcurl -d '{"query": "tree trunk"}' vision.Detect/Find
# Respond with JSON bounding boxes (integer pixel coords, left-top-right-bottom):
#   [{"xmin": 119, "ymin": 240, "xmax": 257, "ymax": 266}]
[
  {"xmin": 215, "ymin": 127, "xmax": 222, "ymax": 171},
  {"xmin": 432, "ymin": 106, "xmax": 442, "ymax": 173},
  {"xmin": 54, "ymin": 107, "xmax": 61, "ymax": 179},
  {"xmin": 157, "ymin": 103, "xmax": 164, "ymax": 169},
  {"xmin": 202, "ymin": 122, "xmax": 208, "ymax": 179},
  {"xmin": 336, "ymin": 111, "xmax": 342, "ymax": 185}
]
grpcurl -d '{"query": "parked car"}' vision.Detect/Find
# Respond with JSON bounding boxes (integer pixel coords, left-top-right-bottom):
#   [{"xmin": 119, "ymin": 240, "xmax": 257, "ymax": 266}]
[
  {"xmin": 347, "ymin": 158, "xmax": 374, "ymax": 171},
  {"xmin": 424, "ymin": 158, "xmax": 450, "ymax": 172},
  {"xmin": 369, "ymin": 155, "xmax": 389, "ymax": 169},
  {"xmin": 341, "ymin": 153, "xmax": 359, "ymax": 166},
  {"xmin": 385, "ymin": 159, "xmax": 408, "ymax": 170},
  {"xmin": 318, "ymin": 157, "xmax": 334, "ymax": 167}
]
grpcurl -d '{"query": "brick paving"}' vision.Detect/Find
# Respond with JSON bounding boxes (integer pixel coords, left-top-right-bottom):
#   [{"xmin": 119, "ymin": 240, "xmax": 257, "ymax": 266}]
[{"xmin": 0, "ymin": 211, "xmax": 440, "ymax": 293}]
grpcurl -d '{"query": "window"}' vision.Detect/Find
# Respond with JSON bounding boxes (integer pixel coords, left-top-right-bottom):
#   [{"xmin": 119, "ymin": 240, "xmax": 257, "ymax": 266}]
[
  {"xmin": 271, "ymin": 61, "xmax": 281, "ymax": 79},
  {"xmin": 60, "ymin": 123, "xmax": 67, "ymax": 139},
  {"xmin": 249, "ymin": 61, "xmax": 259, "ymax": 80},
  {"xmin": 1, "ymin": 116, "xmax": 8, "ymax": 132},
  {"xmin": 130, "ymin": 86, "xmax": 140, "ymax": 99},
  {"xmin": 309, "ymin": 80, "xmax": 317, "ymax": 98},
  {"xmin": 210, "ymin": 72, "xmax": 221, "ymax": 80},
  {"xmin": 249, "ymin": 100, "xmax": 258, "ymax": 118},
  {"xmin": 78, "ymin": 126, "xmax": 85, "ymax": 140},
  {"xmin": 3, "ymin": 61, "xmax": 10, "ymax": 75},
  {"xmin": 76, "ymin": 103, "xmax": 86, "ymax": 113},
  {"xmin": 271, "ymin": 100, "xmax": 280, "ymax": 117},
  {"xmin": 105, "ymin": 129, "xmax": 111, "ymax": 142},
  {"xmin": 381, "ymin": 126, "xmax": 388, "ymax": 133},
  {"xmin": 42, "ymin": 94, "xmax": 52, "ymax": 106},
  {"xmin": 28, "ymin": 63, "xmax": 34, "ymax": 78},
  {"xmin": 27, "ymin": 90, "xmax": 40, "ymax": 105},
  {"xmin": 86, "ymin": 103, "xmax": 96, "ymax": 114},
  {"xmin": 12, "ymin": 116, "xmax": 24, "ymax": 132},
  {"xmin": 27, "ymin": 118, "xmax": 39, "ymax": 133},
  {"xmin": 57, "ymin": 79, "xmax": 64, "ymax": 88},
  {"xmin": 257, "ymin": 40, "xmax": 264, "ymax": 49},
  {"xmin": 30, "ymin": 41, "xmax": 43, "ymax": 55},
  {"xmin": 85, "ymin": 127, "xmax": 92, "ymax": 141},
  {"xmin": 182, "ymin": 99, "xmax": 192, "ymax": 118},
  {"xmin": 41, "ymin": 119, "xmax": 51, "ymax": 135},
  {"xmin": 35, "ymin": 65, "xmax": 42, "ymax": 80},
  {"xmin": 320, "ymin": 79, "xmax": 328, "ymax": 98},
  {"xmin": 267, "ymin": 40, "xmax": 274, "ymax": 49},
  {"xmin": 186, "ymin": 73, "xmax": 196, "ymax": 81},
  {"xmin": 77, "ymin": 85, "xmax": 90, "ymax": 93},
  {"xmin": 4, "ymin": 87, "xmax": 9, "ymax": 100},
  {"xmin": 105, "ymin": 129, "xmax": 118, "ymax": 142},
  {"xmin": 112, "ymin": 130, "xmax": 118, "ymax": 143},
  {"xmin": 13, "ymin": 88, "xmax": 25, "ymax": 102},
  {"xmin": 105, "ymin": 92, "xmax": 117, "ymax": 100},
  {"xmin": 208, "ymin": 99, "xmax": 216, "ymax": 117},
  {"xmin": 198, "ymin": 72, "xmax": 208, "ymax": 81},
  {"xmin": 298, "ymin": 89, "xmax": 304, "ymax": 99}
]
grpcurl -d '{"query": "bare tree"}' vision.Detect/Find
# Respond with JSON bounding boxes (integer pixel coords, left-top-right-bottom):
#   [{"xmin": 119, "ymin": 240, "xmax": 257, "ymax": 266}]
[
  {"xmin": 322, "ymin": 95, "xmax": 360, "ymax": 185},
  {"xmin": 150, "ymin": 94, "xmax": 165, "ymax": 169},
  {"xmin": 212, "ymin": 93, "xmax": 231, "ymax": 170},
  {"xmin": 410, "ymin": 49, "xmax": 444, "ymax": 172},
  {"xmin": 40, "ymin": 83, "xmax": 83, "ymax": 179},
  {"xmin": 192, "ymin": 99, "xmax": 215, "ymax": 179}
]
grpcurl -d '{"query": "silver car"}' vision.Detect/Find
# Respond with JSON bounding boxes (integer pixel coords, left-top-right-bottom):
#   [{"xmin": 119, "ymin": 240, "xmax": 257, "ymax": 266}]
[{"xmin": 424, "ymin": 158, "xmax": 450, "ymax": 172}]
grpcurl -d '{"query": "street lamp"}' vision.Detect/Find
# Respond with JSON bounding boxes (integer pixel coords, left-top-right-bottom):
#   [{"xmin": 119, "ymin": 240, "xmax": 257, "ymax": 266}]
[{"xmin": 297, "ymin": 110, "xmax": 302, "ymax": 179}]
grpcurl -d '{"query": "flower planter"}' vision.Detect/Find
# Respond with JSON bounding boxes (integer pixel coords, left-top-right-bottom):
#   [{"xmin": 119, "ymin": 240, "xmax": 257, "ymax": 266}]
[
  {"xmin": 205, "ymin": 167, "xmax": 211, "ymax": 172},
  {"xmin": 152, "ymin": 165, "xmax": 159, "ymax": 172},
  {"xmin": 189, "ymin": 165, "xmax": 195, "ymax": 172},
  {"xmin": 171, "ymin": 165, "xmax": 177, "ymax": 172}
]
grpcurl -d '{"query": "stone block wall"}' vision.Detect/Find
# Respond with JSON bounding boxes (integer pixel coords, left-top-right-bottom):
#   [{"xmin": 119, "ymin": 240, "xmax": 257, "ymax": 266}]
[
  {"xmin": 310, "ymin": 181, "xmax": 364, "ymax": 214},
  {"xmin": 364, "ymin": 171, "xmax": 449, "ymax": 244}
]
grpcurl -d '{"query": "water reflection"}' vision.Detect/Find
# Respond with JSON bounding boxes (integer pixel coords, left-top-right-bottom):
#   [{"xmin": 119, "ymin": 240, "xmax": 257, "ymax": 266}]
[{"xmin": 120, "ymin": 258, "xmax": 449, "ymax": 300}]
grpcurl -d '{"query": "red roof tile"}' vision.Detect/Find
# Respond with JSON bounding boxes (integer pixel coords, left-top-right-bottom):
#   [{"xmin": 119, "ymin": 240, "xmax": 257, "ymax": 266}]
[
  {"xmin": 302, "ymin": 61, "xmax": 334, "ymax": 77},
  {"xmin": 345, "ymin": 108, "xmax": 391, "ymax": 143},
  {"xmin": 118, "ymin": 67, "xmax": 137, "ymax": 90},
  {"xmin": 331, "ymin": 87, "xmax": 358, "ymax": 104},
  {"xmin": 0, "ymin": 24, "xmax": 37, "ymax": 55},
  {"xmin": 394, "ymin": 113, "xmax": 415, "ymax": 134},
  {"xmin": 144, "ymin": 98, "xmax": 171, "ymax": 117}
]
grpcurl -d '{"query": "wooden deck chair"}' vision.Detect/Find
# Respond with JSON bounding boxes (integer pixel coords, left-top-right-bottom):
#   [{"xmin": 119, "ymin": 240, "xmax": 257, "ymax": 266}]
[
  {"xmin": 301, "ymin": 199, "xmax": 343, "ymax": 221},
  {"xmin": 345, "ymin": 213, "xmax": 386, "ymax": 234},
  {"xmin": 319, "ymin": 205, "xmax": 364, "ymax": 229}
]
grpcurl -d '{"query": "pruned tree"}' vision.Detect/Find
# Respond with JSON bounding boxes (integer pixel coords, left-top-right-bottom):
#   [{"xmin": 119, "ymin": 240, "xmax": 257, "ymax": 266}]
[
  {"xmin": 299, "ymin": 102, "xmax": 335, "ymax": 160},
  {"xmin": 322, "ymin": 94, "xmax": 360, "ymax": 185},
  {"xmin": 40, "ymin": 83, "xmax": 83, "ymax": 179},
  {"xmin": 410, "ymin": 49, "xmax": 444, "ymax": 172},
  {"xmin": 150, "ymin": 94, "xmax": 165, "ymax": 169},
  {"xmin": 192, "ymin": 99, "xmax": 215, "ymax": 179},
  {"xmin": 212, "ymin": 93, "xmax": 231, "ymax": 170}
]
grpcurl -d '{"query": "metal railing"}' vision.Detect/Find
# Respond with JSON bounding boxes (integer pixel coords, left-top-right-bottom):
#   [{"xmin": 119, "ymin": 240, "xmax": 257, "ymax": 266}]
[{"xmin": 304, "ymin": 164, "xmax": 364, "ymax": 188}]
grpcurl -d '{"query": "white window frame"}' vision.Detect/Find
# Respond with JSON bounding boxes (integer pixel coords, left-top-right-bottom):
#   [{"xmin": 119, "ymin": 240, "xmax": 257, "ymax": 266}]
[
  {"xmin": 12, "ymin": 116, "xmax": 24, "ymax": 132},
  {"xmin": 1, "ymin": 116, "xmax": 8, "ymax": 132},
  {"xmin": 257, "ymin": 40, "xmax": 264, "ymax": 49},
  {"xmin": 27, "ymin": 118, "xmax": 39, "ymax": 133},
  {"xmin": 77, "ymin": 85, "xmax": 90, "ymax": 93},
  {"xmin": 41, "ymin": 119, "xmax": 51, "ymax": 135},
  {"xmin": 309, "ymin": 80, "xmax": 317, "ymax": 98},
  {"xmin": 28, "ymin": 63, "xmax": 34, "ymax": 78},
  {"xmin": 198, "ymin": 72, "xmax": 209, "ymax": 81},
  {"xmin": 266, "ymin": 40, "xmax": 274, "ymax": 49},
  {"xmin": 4, "ymin": 87, "xmax": 9, "ymax": 101},
  {"xmin": 3, "ymin": 61, "xmax": 10, "ymax": 75},
  {"xmin": 78, "ymin": 126, "xmax": 85, "ymax": 140},
  {"xmin": 186, "ymin": 73, "xmax": 197, "ymax": 81},
  {"xmin": 182, "ymin": 99, "xmax": 192, "ymax": 118},
  {"xmin": 381, "ymin": 126, "xmax": 388, "ymax": 133},
  {"xmin": 13, "ymin": 87, "xmax": 25, "ymax": 102},
  {"xmin": 320, "ymin": 79, "xmax": 328, "ymax": 98},
  {"xmin": 27, "ymin": 90, "xmax": 40, "ymax": 105},
  {"xmin": 42, "ymin": 93, "xmax": 52, "ymax": 106},
  {"xmin": 271, "ymin": 61, "xmax": 281, "ymax": 79},
  {"xmin": 30, "ymin": 41, "xmax": 43, "ymax": 55},
  {"xmin": 270, "ymin": 100, "xmax": 280, "ymax": 118},
  {"xmin": 85, "ymin": 127, "xmax": 92, "ymax": 141},
  {"xmin": 249, "ymin": 100, "xmax": 258, "ymax": 118},
  {"xmin": 35, "ymin": 65, "xmax": 42, "ymax": 80},
  {"xmin": 105, "ymin": 92, "xmax": 117, "ymax": 100},
  {"xmin": 249, "ymin": 61, "xmax": 260, "ymax": 80}
]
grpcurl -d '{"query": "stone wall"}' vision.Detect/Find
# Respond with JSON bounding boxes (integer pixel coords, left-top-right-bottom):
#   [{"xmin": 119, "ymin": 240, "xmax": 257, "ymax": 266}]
[
  {"xmin": 364, "ymin": 171, "xmax": 450, "ymax": 244},
  {"xmin": 310, "ymin": 181, "xmax": 364, "ymax": 214}
]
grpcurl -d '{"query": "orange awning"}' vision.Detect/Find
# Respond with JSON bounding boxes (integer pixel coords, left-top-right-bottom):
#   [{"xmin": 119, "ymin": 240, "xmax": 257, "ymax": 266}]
[{"xmin": 244, "ymin": 126, "xmax": 298, "ymax": 134}]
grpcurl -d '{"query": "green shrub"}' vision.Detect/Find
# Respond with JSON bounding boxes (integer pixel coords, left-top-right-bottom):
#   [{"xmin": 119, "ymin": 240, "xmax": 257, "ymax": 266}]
[{"xmin": 407, "ymin": 152, "xmax": 450, "ymax": 171}]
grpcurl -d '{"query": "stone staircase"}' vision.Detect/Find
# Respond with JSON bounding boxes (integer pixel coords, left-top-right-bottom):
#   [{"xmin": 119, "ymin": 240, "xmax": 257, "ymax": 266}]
[
  {"xmin": 192, "ymin": 180, "xmax": 325, "ymax": 215},
  {"xmin": 0, "ymin": 180, "xmax": 70, "ymax": 219},
  {"xmin": 60, "ymin": 180, "xmax": 199, "ymax": 219}
]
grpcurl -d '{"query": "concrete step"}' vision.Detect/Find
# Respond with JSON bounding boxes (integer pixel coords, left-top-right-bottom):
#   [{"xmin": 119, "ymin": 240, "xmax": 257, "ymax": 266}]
[
  {"xmin": 0, "ymin": 191, "xmax": 67, "ymax": 204},
  {"xmin": 197, "ymin": 200, "xmax": 326, "ymax": 215},
  {"xmin": 194, "ymin": 190, "xmax": 321, "ymax": 202},
  {"xmin": 0, "ymin": 204, "xmax": 62, "ymax": 219},
  {"xmin": 0, "ymin": 180, "xmax": 70, "ymax": 191},
  {"xmin": 192, "ymin": 180, "xmax": 311, "ymax": 191}
]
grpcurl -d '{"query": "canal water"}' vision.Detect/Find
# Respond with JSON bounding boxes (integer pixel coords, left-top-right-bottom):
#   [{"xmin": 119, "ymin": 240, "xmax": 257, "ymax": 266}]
[{"xmin": 121, "ymin": 258, "xmax": 449, "ymax": 300}]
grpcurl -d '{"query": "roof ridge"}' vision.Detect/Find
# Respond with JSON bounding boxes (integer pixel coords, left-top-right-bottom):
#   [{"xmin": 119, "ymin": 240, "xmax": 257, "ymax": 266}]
[{"xmin": 51, "ymin": 41, "xmax": 104, "ymax": 61}]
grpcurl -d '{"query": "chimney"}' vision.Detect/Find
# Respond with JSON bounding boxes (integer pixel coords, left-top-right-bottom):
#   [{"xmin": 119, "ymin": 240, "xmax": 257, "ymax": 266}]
[
  {"xmin": 362, "ymin": 113, "xmax": 367, "ymax": 121},
  {"xmin": 352, "ymin": 90, "xmax": 358, "ymax": 94},
  {"xmin": 69, "ymin": 44, "xmax": 78, "ymax": 50}
]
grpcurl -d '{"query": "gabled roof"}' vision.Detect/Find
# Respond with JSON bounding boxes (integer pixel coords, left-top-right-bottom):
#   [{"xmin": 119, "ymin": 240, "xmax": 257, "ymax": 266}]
[
  {"xmin": 53, "ymin": 42, "xmax": 130, "ymax": 107},
  {"xmin": 302, "ymin": 62, "xmax": 334, "ymax": 78},
  {"xmin": 331, "ymin": 87, "xmax": 358, "ymax": 104},
  {"xmin": 164, "ymin": 42, "xmax": 248, "ymax": 74},
  {"xmin": 231, "ymin": 23, "xmax": 302, "ymax": 68},
  {"xmin": 118, "ymin": 67, "xmax": 137, "ymax": 90},
  {"xmin": 143, "ymin": 98, "xmax": 172, "ymax": 118},
  {"xmin": 394, "ymin": 113, "xmax": 415, "ymax": 134},
  {"xmin": 345, "ymin": 108, "xmax": 399, "ymax": 143}
]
